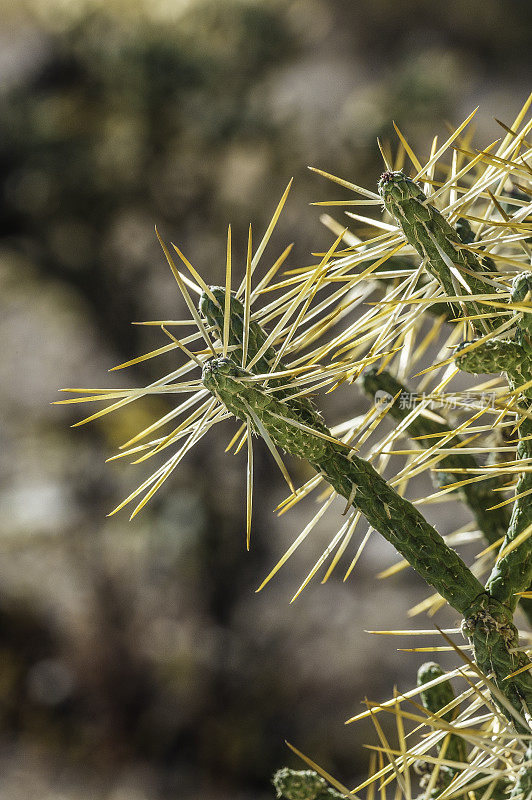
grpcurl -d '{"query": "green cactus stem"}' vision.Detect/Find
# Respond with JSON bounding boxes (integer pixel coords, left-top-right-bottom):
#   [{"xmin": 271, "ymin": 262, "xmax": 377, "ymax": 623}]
[
  {"xmin": 485, "ymin": 412, "xmax": 532, "ymax": 611},
  {"xmin": 378, "ymin": 171, "xmax": 499, "ymax": 334},
  {"xmin": 461, "ymin": 593, "xmax": 532, "ymax": 732},
  {"xmin": 273, "ymin": 768, "xmax": 345, "ymax": 800},
  {"xmin": 416, "ymin": 663, "xmax": 511, "ymax": 799},
  {"xmin": 200, "ymin": 286, "xmax": 278, "ymax": 376},
  {"xmin": 202, "ymin": 355, "xmax": 485, "ymax": 614},
  {"xmin": 418, "ymin": 661, "xmax": 466, "ymax": 764},
  {"xmin": 361, "ymin": 367, "xmax": 510, "ymax": 547},
  {"xmin": 357, "ymin": 217, "xmax": 495, "ymax": 323},
  {"xmin": 455, "ymin": 339, "xmax": 531, "ymax": 393},
  {"xmin": 510, "ymin": 745, "xmax": 532, "ymax": 800},
  {"xmin": 417, "ymin": 661, "xmax": 466, "ymax": 789},
  {"xmin": 456, "ymin": 274, "xmax": 532, "ymax": 612}
]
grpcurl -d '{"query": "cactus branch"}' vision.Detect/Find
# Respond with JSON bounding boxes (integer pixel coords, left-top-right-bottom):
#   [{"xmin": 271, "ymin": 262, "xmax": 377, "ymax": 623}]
[
  {"xmin": 361, "ymin": 368, "xmax": 510, "ymax": 547},
  {"xmin": 272, "ymin": 768, "xmax": 345, "ymax": 800},
  {"xmin": 202, "ymin": 354, "xmax": 485, "ymax": 614},
  {"xmin": 361, "ymin": 368, "xmax": 532, "ymax": 625},
  {"xmin": 484, "ymin": 412, "xmax": 532, "ymax": 611},
  {"xmin": 417, "ymin": 661, "xmax": 467, "ymax": 767},
  {"xmin": 376, "ymin": 170, "xmax": 532, "ymax": 724},
  {"xmin": 455, "ymin": 339, "xmax": 531, "ymax": 388},
  {"xmin": 378, "ymin": 171, "xmax": 499, "ymax": 336},
  {"xmin": 416, "ymin": 662, "xmax": 511, "ymax": 799},
  {"xmin": 511, "ymin": 745, "xmax": 532, "ymax": 800},
  {"xmin": 455, "ymin": 274, "xmax": 532, "ymax": 611}
]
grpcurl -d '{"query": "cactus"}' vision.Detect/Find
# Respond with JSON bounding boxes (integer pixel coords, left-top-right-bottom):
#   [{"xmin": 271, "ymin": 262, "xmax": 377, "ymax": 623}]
[
  {"xmin": 456, "ymin": 272, "xmax": 532, "ymax": 613},
  {"xmin": 415, "ymin": 661, "xmax": 512, "ymax": 800},
  {"xmin": 59, "ymin": 100, "xmax": 532, "ymax": 799},
  {"xmin": 361, "ymin": 367, "xmax": 532, "ymax": 625},
  {"xmin": 273, "ymin": 768, "xmax": 345, "ymax": 800},
  {"xmin": 417, "ymin": 662, "xmax": 466, "ymax": 764},
  {"xmin": 378, "ymin": 171, "xmax": 499, "ymax": 335},
  {"xmin": 416, "ymin": 661, "xmax": 466, "ymax": 793},
  {"xmin": 202, "ymin": 336, "xmax": 486, "ymax": 615},
  {"xmin": 361, "ymin": 368, "xmax": 511, "ymax": 547}
]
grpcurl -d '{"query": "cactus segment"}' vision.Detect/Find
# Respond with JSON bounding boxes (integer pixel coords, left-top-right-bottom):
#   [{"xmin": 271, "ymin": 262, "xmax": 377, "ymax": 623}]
[
  {"xmin": 417, "ymin": 661, "xmax": 466, "ymax": 769},
  {"xmin": 378, "ymin": 171, "xmax": 498, "ymax": 333},
  {"xmin": 454, "ymin": 339, "xmax": 529, "ymax": 387},
  {"xmin": 362, "ymin": 368, "xmax": 510, "ymax": 547},
  {"xmin": 511, "ymin": 273, "xmax": 532, "ymax": 352},
  {"xmin": 485, "ymin": 412, "xmax": 532, "ymax": 610},
  {"xmin": 273, "ymin": 768, "xmax": 344, "ymax": 800},
  {"xmin": 453, "ymin": 273, "xmax": 532, "ymax": 610},
  {"xmin": 200, "ymin": 286, "xmax": 278, "ymax": 374},
  {"xmin": 201, "ymin": 356, "xmax": 484, "ymax": 614}
]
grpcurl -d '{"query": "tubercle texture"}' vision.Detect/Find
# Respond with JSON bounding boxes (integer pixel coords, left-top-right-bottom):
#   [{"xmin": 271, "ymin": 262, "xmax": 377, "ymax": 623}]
[
  {"xmin": 378, "ymin": 171, "xmax": 499, "ymax": 335},
  {"xmin": 462, "ymin": 593, "xmax": 532, "ymax": 732},
  {"xmin": 272, "ymin": 768, "xmax": 345, "ymax": 800}
]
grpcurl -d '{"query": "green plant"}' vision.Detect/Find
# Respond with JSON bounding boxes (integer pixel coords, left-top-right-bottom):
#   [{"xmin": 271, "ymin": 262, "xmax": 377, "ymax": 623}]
[{"xmin": 59, "ymin": 98, "xmax": 532, "ymax": 799}]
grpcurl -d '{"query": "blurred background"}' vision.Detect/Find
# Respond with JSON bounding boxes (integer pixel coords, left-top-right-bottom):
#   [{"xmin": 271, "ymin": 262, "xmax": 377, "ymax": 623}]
[{"xmin": 0, "ymin": 0, "xmax": 531, "ymax": 797}]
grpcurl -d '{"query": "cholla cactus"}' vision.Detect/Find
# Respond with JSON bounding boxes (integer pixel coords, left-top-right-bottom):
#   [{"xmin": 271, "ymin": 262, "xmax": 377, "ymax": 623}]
[
  {"xmin": 58, "ymin": 97, "xmax": 532, "ymax": 799},
  {"xmin": 273, "ymin": 767, "xmax": 343, "ymax": 800}
]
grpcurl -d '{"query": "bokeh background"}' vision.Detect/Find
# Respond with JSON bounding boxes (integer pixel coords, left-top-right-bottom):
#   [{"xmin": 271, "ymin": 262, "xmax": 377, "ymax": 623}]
[{"xmin": 1, "ymin": 1, "xmax": 531, "ymax": 798}]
